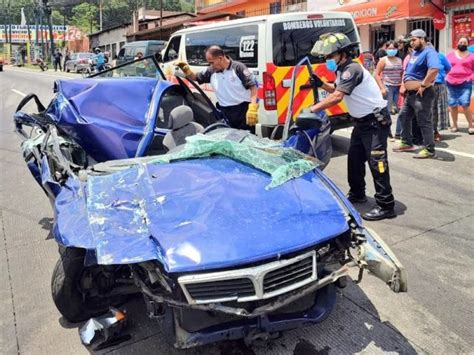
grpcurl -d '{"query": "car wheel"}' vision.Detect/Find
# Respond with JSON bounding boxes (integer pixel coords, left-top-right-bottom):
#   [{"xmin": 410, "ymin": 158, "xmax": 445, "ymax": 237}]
[
  {"xmin": 51, "ymin": 247, "xmax": 129, "ymax": 323},
  {"xmin": 66, "ymin": 67, "xmax": 70, "ymax": 73}
]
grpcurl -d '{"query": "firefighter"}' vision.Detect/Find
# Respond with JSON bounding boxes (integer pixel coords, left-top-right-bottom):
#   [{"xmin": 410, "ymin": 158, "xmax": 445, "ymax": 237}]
[
  {"xmin": 176, "ymin": 46, "xmax": 258, "ymax": 130},
  {"xmin": 309, "ymin": 33, "xmax": 395, "ymax": 221}
]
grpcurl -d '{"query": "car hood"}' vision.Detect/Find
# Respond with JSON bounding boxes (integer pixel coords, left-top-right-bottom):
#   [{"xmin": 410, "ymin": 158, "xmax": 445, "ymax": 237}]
[{"xmin": 54, "ymin": 157, "xmax": 351, "ymax": 273}]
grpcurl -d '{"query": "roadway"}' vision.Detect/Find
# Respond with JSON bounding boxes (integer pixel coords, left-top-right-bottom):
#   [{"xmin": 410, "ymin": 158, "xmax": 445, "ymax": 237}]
[{"xmin": 0, "ymin": 66, "xmax": 472, "ymax": 355}]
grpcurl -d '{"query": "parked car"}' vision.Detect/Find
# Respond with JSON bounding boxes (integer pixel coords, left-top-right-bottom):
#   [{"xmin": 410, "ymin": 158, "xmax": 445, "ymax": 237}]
[
  {"xmin": 13, "ymin": 56, "xmax": 406, "ymax": 349},
  {"xmin": 116, "ymin": 40, "xmax": 167, "ymax": 67},
  {"xmin": 65, "ymin": 52, "xmax": 94, "ymax": 73}
]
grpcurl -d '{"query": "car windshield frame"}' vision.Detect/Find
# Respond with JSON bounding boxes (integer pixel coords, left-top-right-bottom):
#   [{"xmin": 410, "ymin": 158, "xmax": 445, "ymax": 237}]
[{"xmin": 87, "ymin": 54, "xmax": 166, "ymax": 80}]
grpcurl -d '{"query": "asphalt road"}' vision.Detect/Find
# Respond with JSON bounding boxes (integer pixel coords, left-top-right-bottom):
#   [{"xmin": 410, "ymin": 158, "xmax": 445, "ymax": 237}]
[{"xmin": 1, "ymin": 66, "xmax": 473, "ymax": 355}]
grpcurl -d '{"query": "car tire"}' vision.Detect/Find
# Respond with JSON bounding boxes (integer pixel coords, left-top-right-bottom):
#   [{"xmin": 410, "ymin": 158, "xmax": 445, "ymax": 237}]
[
  {"xmin": 51, "ymin": 247, "xmax": 128, "ymax": 323},
  {"xmin": 66, "ymin": 67, "xmax": 70, "ymax": 73}
]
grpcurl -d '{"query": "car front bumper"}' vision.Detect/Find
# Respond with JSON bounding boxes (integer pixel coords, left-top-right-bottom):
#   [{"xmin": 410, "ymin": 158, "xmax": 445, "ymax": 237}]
[{"xmin": 171, "ymin": 283, "xmax": 337, "ymax": 349}]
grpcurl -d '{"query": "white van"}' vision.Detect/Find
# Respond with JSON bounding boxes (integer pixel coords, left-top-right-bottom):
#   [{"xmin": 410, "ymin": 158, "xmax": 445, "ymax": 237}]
[{"xmin": 160, "ymin": 12, "xmax": 361, "ymax": 137}]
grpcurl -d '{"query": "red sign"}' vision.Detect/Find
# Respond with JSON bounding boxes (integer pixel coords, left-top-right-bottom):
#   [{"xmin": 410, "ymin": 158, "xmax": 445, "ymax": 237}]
[{"xmin": 433, "ymin": 11, "xmax": 446, "ymax": 31}]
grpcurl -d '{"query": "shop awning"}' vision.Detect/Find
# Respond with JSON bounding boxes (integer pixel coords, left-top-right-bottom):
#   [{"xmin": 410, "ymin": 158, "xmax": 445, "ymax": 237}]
[{"xmin": 332, "ymin": 0, "xmax": 443, "ymax": 25}]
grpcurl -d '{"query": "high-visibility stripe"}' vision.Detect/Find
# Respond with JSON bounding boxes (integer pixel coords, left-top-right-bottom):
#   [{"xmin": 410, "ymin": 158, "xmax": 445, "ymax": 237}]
[{"xmin": 272, "ymin": 58, "xmax": 364, "ymax": 124}]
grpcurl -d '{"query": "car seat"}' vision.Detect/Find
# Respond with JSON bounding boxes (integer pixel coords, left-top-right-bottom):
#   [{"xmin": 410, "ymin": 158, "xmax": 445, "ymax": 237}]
[{"xmin": 163, "ymin": 106, "xmax": 204, "ymax": 151}]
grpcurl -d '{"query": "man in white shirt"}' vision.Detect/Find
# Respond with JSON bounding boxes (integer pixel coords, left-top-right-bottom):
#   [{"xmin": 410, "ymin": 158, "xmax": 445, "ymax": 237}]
[{"xmin": 177, "ymin": 46, "xmax": 258, "ymax": 130}]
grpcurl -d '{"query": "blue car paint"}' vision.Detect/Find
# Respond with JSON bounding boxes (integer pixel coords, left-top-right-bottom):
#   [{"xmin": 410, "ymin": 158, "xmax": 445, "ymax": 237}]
[
  {"xmin": 314, "ymin": 169, "xmax": 363, "ymax": 226},
  {"xmin": 48, "ymin": 78, "xmax": 173, "ymax": 162},
  {"xmin": 53, "ymin": 157, "xmax": 351, "ymax": 273}
]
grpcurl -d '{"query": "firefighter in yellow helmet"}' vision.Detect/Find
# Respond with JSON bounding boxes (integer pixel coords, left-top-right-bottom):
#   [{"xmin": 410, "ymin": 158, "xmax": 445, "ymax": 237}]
[{"xmin": 310, "ymin": 33, "xmax": 396, "ymax": 221}]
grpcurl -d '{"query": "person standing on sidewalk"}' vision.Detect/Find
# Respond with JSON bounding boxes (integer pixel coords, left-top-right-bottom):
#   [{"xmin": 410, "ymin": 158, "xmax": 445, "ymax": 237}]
[
  {"xmin": 445, "ymin": 35, "xmax": 474, "ymax": 135},
  {"xmin": 63, "ymin": 49, "xmax": 70, "ymax": 72},
  {"xmin": 428, "ymin": 42, "xmax": 451, "ymax": 141},
  {"xmin": 374, "ymin": 41, "xmax": 403, "ymax": 138},
  {"xmin": 393, "ymin": 29, "xmax": 440, "ymax": 159},
  {"xmin": 310, "ymin": 33, "xmax": 395, "ymax": 221},
  {"xmin": 53, "ymin": 49, "xmax": 63, "ymax": 72}
]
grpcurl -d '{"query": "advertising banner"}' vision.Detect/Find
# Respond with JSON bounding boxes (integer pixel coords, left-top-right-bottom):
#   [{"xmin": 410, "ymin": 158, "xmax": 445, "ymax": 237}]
[
  {"xmin": 0, "ymin": 25, "xmax": 68, "ymax": 43},
  {"xmin": 452, "ymin": 13, "xmax": 474, "ymax": 47},
  {"xmin": 308, "ymin": 0, "xmax": 442, "ymax": 25}
]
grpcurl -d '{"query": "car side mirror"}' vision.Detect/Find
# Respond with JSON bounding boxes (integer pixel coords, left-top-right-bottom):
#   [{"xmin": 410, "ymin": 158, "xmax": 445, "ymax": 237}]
[{"xmin": 154, "ymin": 52, "xmax": 163, "ymax": 62}]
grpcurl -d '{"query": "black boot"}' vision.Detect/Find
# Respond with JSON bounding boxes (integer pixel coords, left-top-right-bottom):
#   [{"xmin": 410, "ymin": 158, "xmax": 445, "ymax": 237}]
[
  {"xmin": 362, "ymin": 206, "xmax": 396, "ymax": 221},
  {"xmin": 347, "ymin": 194, "xmax": 368, "ymax": 203}
]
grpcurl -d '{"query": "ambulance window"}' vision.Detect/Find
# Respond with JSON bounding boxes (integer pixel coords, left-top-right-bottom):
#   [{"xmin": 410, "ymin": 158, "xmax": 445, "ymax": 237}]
[
  {"xmin": 163, "ymin": 36, "xmax": 181, "ymax": 62},
  {"xmin": 185, "ymin": 26, "xmax": 258, "ymax": 68},
  {"xmin": 272, "ymin": 18, "xmax": 359, "ymax": 66}
]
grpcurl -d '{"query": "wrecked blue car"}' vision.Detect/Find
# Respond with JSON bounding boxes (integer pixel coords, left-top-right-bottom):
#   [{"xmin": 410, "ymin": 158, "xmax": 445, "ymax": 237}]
[{"xmin": 14, "ymin": 57, "xmax": 406, "ymax": 349}]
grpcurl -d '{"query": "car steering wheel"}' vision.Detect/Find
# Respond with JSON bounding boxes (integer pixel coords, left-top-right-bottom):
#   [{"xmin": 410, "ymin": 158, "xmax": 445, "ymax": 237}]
[{"xmin": 203, "ymin": 121, "xmax": 230, "ymax": 134}]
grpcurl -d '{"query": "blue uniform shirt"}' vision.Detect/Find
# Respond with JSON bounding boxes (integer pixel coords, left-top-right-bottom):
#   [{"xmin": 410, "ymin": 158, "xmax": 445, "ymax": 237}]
[
  {"xmin": 435, "ymin": 52, "xmax": 451, "ymax": 84},
  {"xmin": 404, "ymin": 46, "xmax": 440, "ymax": 82},
  {"xmin": 95, "ymin": 52, "xmax": 105, "ymax": 65}
]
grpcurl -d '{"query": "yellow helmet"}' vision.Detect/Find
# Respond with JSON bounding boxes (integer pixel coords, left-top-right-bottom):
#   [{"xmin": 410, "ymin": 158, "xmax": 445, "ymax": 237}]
[{"xmin": 311, "ymin": 33, "xmax": 357, "ymax": 57}]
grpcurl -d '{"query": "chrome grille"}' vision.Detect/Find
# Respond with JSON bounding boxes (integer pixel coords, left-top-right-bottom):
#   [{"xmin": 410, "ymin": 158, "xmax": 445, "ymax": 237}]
[
  {"xmin": 179, "ymin": 251, "xmax": 317, "ymax": 304},
  {"xmin": 185, "ymin": 278, "xmax": 255, "ymax": 301},
  {"xmin": 263, "ymin": 256, "xmax": 314, "ymax": 293}
]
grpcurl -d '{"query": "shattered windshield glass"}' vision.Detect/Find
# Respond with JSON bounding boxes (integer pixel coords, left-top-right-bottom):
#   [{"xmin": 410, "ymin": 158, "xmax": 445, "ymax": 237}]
[{"xmin": 93, "ymin": 131, "xmax": 321, "ymax": 190}]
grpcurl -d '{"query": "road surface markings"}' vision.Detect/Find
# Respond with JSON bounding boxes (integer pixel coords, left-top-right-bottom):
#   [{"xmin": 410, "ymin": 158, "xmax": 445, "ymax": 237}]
[
  {"xmin": 11, "ymin": 89, "xmax": 27, "ymax": 97},
  {"xmin": 7, "ymin": 66, "xmax": 73, "ymax": 79},
  {"xmin": 435, "ymin": 148, "xmax": 474, "ymax": 159}
]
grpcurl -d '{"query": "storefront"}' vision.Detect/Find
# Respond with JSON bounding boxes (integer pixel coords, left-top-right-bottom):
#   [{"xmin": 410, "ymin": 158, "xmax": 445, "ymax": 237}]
[
  {"xmin": 307, "ymin": 0, "xmax": 445, "ymax": 52},
  {"xmin": 443, "ymin": 0, "xmax": 474, "ymax": 49}
]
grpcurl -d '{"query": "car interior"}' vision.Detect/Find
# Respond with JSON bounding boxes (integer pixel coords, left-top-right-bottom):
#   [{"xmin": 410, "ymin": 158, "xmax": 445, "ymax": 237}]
[{"xmin": 145, "ymin": 81, "xmax": 220, "ymax": 156}]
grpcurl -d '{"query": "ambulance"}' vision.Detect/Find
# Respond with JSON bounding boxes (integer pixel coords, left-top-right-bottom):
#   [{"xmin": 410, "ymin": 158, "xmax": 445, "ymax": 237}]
[{"xmin": 160, "ymin": 11, "xmax": 361, "ymax": 138}]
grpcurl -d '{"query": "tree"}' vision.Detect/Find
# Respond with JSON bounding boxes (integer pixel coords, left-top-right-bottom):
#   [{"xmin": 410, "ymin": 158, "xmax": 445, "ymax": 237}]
[
  {"xmin": 163, "ymin": 0, "xmax": 181, "ymax": 12},
  {"xmin": 51, "ymin": 9, "xmax": 64, "ymax": 25},
  {"xmin": 70, "ymin": 3, "xmax": 98, "ymax": 34},
  {"xmin": 180, "ymin": 0, "xmax": 195, "ymax": 13}
]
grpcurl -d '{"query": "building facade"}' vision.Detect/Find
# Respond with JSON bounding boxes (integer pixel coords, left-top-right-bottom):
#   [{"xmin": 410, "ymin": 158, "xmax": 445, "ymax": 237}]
[
  {"xmin": 194, "ymin": 0, "xmax": 472, "ymax": 55},
  {"xmin": 195, "ymin": 0, "xmax": 307, "ymax": 17}
]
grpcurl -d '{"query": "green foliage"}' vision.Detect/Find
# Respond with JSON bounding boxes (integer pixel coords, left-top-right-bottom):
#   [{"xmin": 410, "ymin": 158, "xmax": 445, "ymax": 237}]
[
  {"xmin": 180, "ymin": 0, "xmax": 195, "ymax": 13},
  {"xmin": 163, "ymin": 0, "xmax": 182, "ymax": 12},
  {"xmin": 51, "ymin": 9, "xmax": 65, "ymax": 25},
  {"xmin": 71, "ymin": 3, "xmax": 98, "ymax": 33}
]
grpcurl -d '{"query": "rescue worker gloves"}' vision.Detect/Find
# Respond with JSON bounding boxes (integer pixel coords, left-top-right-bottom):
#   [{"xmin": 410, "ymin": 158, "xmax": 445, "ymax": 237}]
[
  {"xmin": 176, "ymin": 61, "xmax": 193, "ymax": 77},
  {"xmin": 246, "ymin": 103, "xmax": 259, "ymax": 126},
  {"xmin": 310, "ymin": 74, "xmax": 324, "ymax": 88}
]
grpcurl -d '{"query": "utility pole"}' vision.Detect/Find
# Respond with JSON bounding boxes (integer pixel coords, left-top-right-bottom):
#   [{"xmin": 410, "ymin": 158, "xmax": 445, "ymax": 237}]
[
  {"xmin": 43, "ymin": 0, "xmax": 54, "ymax": 59},
  {"xmin": 38, "ymin": 1, "xmax": 45, "ymax": 58},
  {"xmin": 6, "ymin": 0, "xmax": 10, "ymax": 45},
  {"xmin": 99, "ymin": 0, "xmax": 103, "ymax": 31},
  {"xmin": 63, "ymin": 10, "xmax": 66, "ymax": 48},
  {"xmin": 1, "ymin": 0, "xmax": 7, "ymax": 45},
  {"xmin": 159, "ymin": 0, "xmax": 163, "ymax": 40}
]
